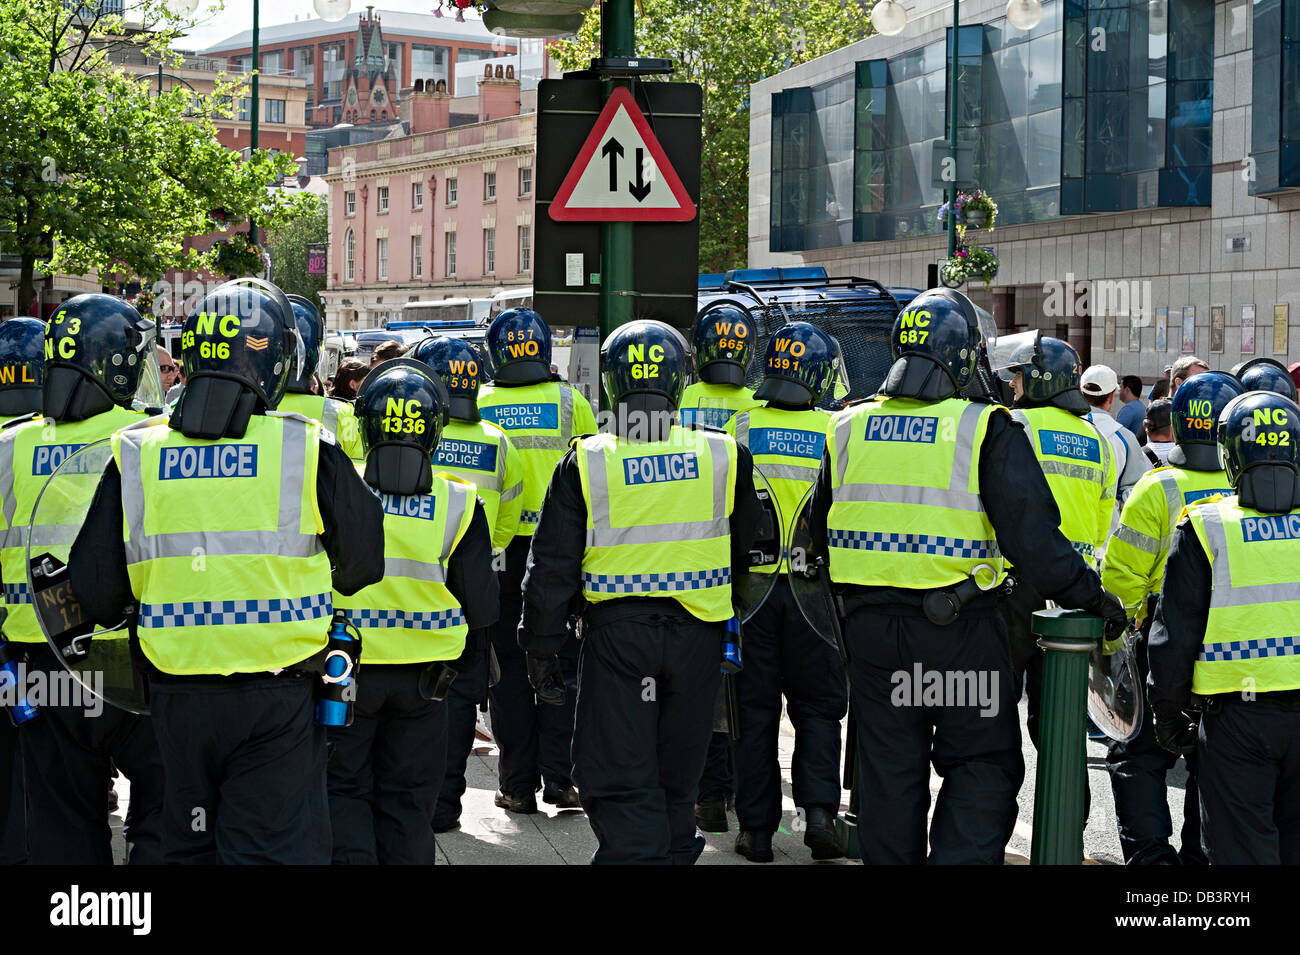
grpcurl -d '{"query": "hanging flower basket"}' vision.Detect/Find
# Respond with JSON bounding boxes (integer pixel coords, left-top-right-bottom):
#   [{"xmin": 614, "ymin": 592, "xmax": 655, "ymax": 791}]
[
  {"xmin": 210, "ymin": 238, "xmax": 266, "ymax": 279},
  {"xmin": 957, "ymin": 189, "xmax": 998, "ymax": 230},
  {"xmin": 481, "ymin": 8, "xmax": 585, "ymax": 37},
  {"xmin": 490, "ymin": 0, "xmax": 592, "ymax": 14},
  {"xmin": 941, "ymin": 246, "xmax": 999, "ymax": 289}
]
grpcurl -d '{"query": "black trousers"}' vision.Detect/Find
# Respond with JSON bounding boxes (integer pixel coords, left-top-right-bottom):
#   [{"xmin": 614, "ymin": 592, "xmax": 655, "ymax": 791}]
[
  {"xmin": 20, "ymin": 649, "xmax": 163, "ymax": 865},
  {"xmin": 150, "ymin": 674, "xmax": 330, "ymax": 865},
  {"xmin": 1197, "ymin": 695, "xmax": 1300, "ymax": 864},
  {"xmin": 328, "ymin": 663, "xmax": 447, "ymax": 865},
  {"xmin": 435, "ymin": 630, "xmax": 488, "ymax": 829},
  {"xmin": 698, "ymin": 732, "xmax": 733, "ymax": 801},
  {"xmin": 844, "ymin": 606, "xmax": 1023, "ymax": 865},
  {"xmin": 1106, "ymin": 631, "xmax": 1204, "ymax": 864},
  {"xmin": 0, "ymin": 714, "xmax": 24, "ymax": 864},
  {"xmin": 489, "ymin": 535, "xmax": 577, "ymax": 795},
  {"xmin": 573, "ymin": 603, "xmax": 721, "ymax": 864},
  {"xmin": 1001, "ymin": 578, "xmax": 1045, "ymax": 750},
  {"xmin": 734, "ymin": 578, "xmax": 846, "ymax": 832}
]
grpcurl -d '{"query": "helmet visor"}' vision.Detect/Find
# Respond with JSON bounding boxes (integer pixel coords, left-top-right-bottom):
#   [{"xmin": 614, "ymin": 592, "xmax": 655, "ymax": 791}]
[
  {"xmin": 831, "ymin": 343, "xmax": 851, "ymax": 400},
  {"xmin": 131, "ymin": 319, "xmax": 167, "ymax": 412},
  {"xmin": 986, "ymin": 330, "xmax": 1040, "ymax": 381}
]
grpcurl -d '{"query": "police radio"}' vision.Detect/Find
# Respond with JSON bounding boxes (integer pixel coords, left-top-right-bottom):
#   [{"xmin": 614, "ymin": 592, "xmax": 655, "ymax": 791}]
[
  {"xmin": 0, "ymin": 609, "xmax": 38, "ymax": 726},
  {"xmin": 316, "ymin": 611, "xmax": 361, "ymax": 727}
]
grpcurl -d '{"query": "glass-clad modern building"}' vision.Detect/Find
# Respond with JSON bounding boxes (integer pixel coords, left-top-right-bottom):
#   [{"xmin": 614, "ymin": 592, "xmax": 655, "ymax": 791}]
[{"xmin": 752, "ymin": 0, "xmax": 1300, "ymax": 378}]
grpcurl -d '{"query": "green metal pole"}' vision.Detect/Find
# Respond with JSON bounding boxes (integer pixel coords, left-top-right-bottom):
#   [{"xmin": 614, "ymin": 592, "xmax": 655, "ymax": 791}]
[
  {"xmin": 947, "ymin": 0, "xmax": 959, "ymax": 261},
  {"xmin": 598, "ymin": 0, "xmax": 636, "ymax": 346},
  {"xmin": 1030, "ymin": 608, "xmax": 1102, "ymax": 865},
  {"xmin": 250, "ymin": 0, "xmax": 260, "ymax": 247}
]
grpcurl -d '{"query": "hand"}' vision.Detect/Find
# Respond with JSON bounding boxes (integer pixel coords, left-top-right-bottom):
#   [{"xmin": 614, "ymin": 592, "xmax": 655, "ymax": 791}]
[
  {"xmin": 1154, "ymin": 711, "xmax": 1198, "ymax": 757},
  {"xmin": 526, "ymin": 653, "xmax": 565, "ymax": 707},
  {"xmin": 1085, "ymin": 587, "xmax": 1129, "ymax": 644}
]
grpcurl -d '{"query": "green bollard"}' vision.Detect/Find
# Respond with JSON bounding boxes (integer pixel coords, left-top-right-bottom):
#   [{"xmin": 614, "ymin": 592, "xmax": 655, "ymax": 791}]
[{"xmin": 1030, "ymin": 608, "xmax": 1102, "ymax": 865}]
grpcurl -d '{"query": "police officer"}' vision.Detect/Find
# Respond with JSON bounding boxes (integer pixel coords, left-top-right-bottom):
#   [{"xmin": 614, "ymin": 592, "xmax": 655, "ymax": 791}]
[
  {"xmin": 327, "ymin": 359, "xmax": 498, "ymax": 864},
  {"xmin": 411, "ymin": 334, "xmax": 525, "ymax": 832},
  {"xmin": 0, "ymin": 295, "xmax": 165, "ymax": 864},
  {"xmin": 1233, "ymin": 356, "xmax": 1299, "ymax": 402},
  {"xmin": 681, "ymin": 303, "xmax": 761, "ymax": 830},
  {"xmin": 1101, "ymin": 371, "xmax": 1242, "ymax": 864},
  {"xmin": 726, "ymin": 322, "xmax": 847, "ymax": 863},
  {"xmin": 520, "ymin": 320, "xmax": 763, "ymax": 864},
  {"xmin": 808, "ymin": 288, "xmax": 1127, "ymax": 864},
  {"xmin": 1001, "ymin": 333, "xmax": 1117, "ymax": 748},
  {"xmin": 1149, "ymin": 390, "xmax": 1300, "ymax": 863},
  {"xmin": 277, "ymin": 294, "xmax": 365, "ymax": 459},
  {"xmin": 0, "ymin": 316, "xmax": 43, "ymax": 866},
  {"xmin": 477, "ymin": 308, "xmax": 596, "ymax": 813},
  {"xmin": 68, "ymin": 278, "xmax": 384, "ymax": 864}
]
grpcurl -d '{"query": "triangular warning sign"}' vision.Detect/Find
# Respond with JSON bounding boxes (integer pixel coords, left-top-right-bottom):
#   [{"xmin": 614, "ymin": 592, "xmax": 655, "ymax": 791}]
[{"xmin": 549, "ymin": 86, "xmax": 696, "ymax": 223}]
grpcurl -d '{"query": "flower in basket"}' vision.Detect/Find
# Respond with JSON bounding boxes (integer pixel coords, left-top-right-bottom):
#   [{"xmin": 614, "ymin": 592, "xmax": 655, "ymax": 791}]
[{"xmin": 957, "ymin": 190, "xmax": 998, "ymax": 230}]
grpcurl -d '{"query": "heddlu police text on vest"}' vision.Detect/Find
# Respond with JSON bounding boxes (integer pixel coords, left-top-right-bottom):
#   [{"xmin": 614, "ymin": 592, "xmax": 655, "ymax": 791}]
[
  {"xmin": 485, "ymin": 404, "xmax": 558, "ymax": 429},
  {"xmin": 436, "ymin": 439, "xmax": 497, "ymax": 471}
]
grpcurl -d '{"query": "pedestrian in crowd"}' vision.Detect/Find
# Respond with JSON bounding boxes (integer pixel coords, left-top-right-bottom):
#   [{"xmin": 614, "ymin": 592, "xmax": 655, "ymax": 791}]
[
  {"xmin": 1141, "ymin": 399, "xmax": 1174, "ymax": 467},
  {"xmin": 331, "ymin": 357, "xmax": 369, "ymax": 401},
  {"xmin": 1117, "ymin": 375, "xmax": 1146, "ymax": 436},
  {"xmin": 1081, "ymin": 364, "xmax": 1150, "ymax": 507},
  {"xmin": 1149, "ymin": 376, "xmax": 1171, "ymax": 403},
  {"xmin": 157, "ymin": 346, "xmax": 181, "ymax": 393},
  {"xmin": 372, "ymin": 340, "xmax": 404, "ymax": 366},
  {"xmin": 1170, "ymin": 355, "xmax": 1209, "ymax": 395}
]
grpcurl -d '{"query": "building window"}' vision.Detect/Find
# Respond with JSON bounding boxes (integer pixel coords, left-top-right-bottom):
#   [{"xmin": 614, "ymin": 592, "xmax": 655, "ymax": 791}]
[
  {"xmin": 261, "ymin": 51, "xmax": 283, "ymax": 74},
  {"xmin": 483, "ymin": 228, "xmax": 496, "ymax": 274},
  {"xmin": 1251, "ymin": 0, "xmax": 1299, "ymax": 194},
  {"xmin": 518, "ymin": 166, "xmax": 533, "ymax": 197},
  {"xmin": 377, "ymin": 237, "xmax": 388, "ymax": 280},
  {"xmin": 518, "ymin": 225, "xmax": 531, "ymax": 273},
  {"xmin": 378, "ymin": 186, "xmax": 389, "ymax": 213},
  {"xmin": 322, "ymin": 44, "xmax": 345, "ymax": 100},
  {"xmin": 484, "ymin": 171, "xmax": 497, "ymax": 201},
  {"xmin": 446, "ymin": 177, "xmax": 458, "ymax": 204},
  {"xmin": 345, "ymin": 229, "xmax": 355, "ymax": 282},
  {"xmin": 345, "ymin": 191, "xmax": 356, "ymax": 215},
  {"xmin": 446, "ymin": 232, "xmax": 457, "ymax": 276},
  {"xmin": 236, "ymin": 97, "xmax": 252, "ymax": 122},
  {"xmin": 412, "ymin": 235, "xmax": 423, "ymax": 278},
  {"xmin": 412, "ymin": 181, "xmax": 424, "ymax": 209},
  {"xmin": 234, "ymin": 55, "xmax": 252, "ymax": 74},
  {"xmin": 412, "ymin": 44, "xmax": 450, "ymax": 88},
  {"xmin": 264, "ymin": 99, "xmax": 285, "ymax": 124}
]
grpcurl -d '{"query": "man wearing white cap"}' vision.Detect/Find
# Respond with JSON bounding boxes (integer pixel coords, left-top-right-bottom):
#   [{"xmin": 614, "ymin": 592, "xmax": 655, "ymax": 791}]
[{"xmin": 1081, "ymin": 364, "xmax": 1151, "ymax": 512}]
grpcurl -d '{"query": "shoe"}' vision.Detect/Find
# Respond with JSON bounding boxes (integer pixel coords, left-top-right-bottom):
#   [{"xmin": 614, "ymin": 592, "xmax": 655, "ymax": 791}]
[
  {"xmin": 494, "ymin": 789, "xmax": 538, "ymax": 814},
  {"xmin": 803, "ymin": 807, "xmax": 845, "ymax": 861},
  {"xmin": 542, "ymin": 782, "xmax": 582, "ymax": 810},
  {"xmin": 695, "ymin": 795, "xmax": 729, "ymax": 833},
  {"xmin": 432, "ymin": 818, "xmax": 461, "ymax": 834},
  {"xmin": 735, "ymin": 829, "xmax": 774, "ymax": 863},
  {"xmin": 474, "ymin": 710, "xmax": 494, "ymax": 743}
]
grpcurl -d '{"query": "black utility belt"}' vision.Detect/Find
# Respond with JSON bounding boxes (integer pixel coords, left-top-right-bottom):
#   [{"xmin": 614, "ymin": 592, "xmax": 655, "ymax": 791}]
[{"xmin": 839, "ymin": 572, "xmax": 1011, "ymax": 626}]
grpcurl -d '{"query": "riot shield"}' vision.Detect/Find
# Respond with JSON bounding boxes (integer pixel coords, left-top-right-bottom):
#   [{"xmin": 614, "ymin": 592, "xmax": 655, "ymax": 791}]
[
  {"xmin": 1087, "ymin": 630, "xmax": 1143, "ymax": 742},
  {"xmin": 786, "ymin": 487, "xmax": 847, "ymax": 662},
  {"xmin": 26, "ymin": 438, "xmax": 147, "ymax": 714},
  {"xmin": 732, "ymin": 467, "xmax": 781, "ymax": 623}
]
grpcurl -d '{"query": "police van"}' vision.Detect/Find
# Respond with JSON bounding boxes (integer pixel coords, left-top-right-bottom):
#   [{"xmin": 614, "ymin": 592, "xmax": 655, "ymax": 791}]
[{"xmin": 354, "ymin": 320, "xmax": 489, "ymax": 369}]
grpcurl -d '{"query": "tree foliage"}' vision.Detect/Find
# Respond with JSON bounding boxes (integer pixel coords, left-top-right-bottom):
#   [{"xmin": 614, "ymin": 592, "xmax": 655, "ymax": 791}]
[
  {"xmin": 552, "ymin": 0, "xmax": 873, "ymax": 272},
  {"xmin": 0, "ymin": 0, "xmax": 312, "ymax": 309},
  {"xmin": 265, "ymin": 193, "xmax": 327, "ymax": 305}
]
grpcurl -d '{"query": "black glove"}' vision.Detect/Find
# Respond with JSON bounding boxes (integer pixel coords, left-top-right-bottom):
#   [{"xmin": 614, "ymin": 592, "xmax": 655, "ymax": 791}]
[
  {"xmin": 526, "ymin": 652, "xmax": 565, "ymax": 707},
  {"xmin": 1154, "ymin": 710, "xmax": 1199, "ymax": 757},
  {"xmin": 1082, "ymin": 587, "xmax": 1128, "ymax": 643}
]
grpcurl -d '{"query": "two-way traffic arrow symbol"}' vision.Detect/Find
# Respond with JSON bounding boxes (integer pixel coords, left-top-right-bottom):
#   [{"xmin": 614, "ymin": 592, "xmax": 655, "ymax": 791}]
[
  {"xmin": 602, "ymin": 137, "xmax": 624, "ymax": 193},
  {"xmin": 629, "ymin": 147, "xmax": 651, "ymax": 202}
]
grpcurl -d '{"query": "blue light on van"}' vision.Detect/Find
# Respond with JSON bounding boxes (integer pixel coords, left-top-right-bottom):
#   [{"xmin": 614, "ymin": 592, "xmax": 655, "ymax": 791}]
[{"xmin": 384, "ymin": 320, "xmax": 479, "ymax": 330}]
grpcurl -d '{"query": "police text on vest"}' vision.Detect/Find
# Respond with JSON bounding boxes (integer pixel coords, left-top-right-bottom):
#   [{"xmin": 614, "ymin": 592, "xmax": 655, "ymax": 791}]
[
  {"xmin": 864, "ymin": 415, "xmax": 937, "ymax": 443},
  {"xmin": 1242, "ymin": 514, "xmax": 1300, "ymax": 542},
  {"xmin": 375, "ymin": 491, "xmax": 438, "ymax": 520},
  {"xmin": 436, "ymin": 439, "xmax": 497, "ymax": 472},
  {"xmin": 32, "ymin": 443, "xmax": 88, "ymax": 475},
  {"xmin": 158, "ymin": 444, "xmax": 258, "ymax": 479},
  {"xmin": 1039, "ymin": 430, "xmax": 1101, "ymax": 463},
  {"xmin": 751, "ymin": 428, "xmax": 826, "ymax": 459},
  {"xmin": 623, "ymin": 452, "xmax": 699, "ymax": 485},
  {"xmin": 484, "ymin": 404, "xmax": 558, "ymax": 430}
]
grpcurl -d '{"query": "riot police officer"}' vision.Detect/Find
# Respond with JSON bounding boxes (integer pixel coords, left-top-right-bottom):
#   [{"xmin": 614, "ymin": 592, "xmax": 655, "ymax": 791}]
[
  {"xmin": 1102, "ymin": 371, "xmax": 1242, "ymax": 864},
  {"xmin": 0, "ymin": 295, "xmax": 166, "ymax": 864},
  {"xmin": 726, "ymin": 322, "xmax": 847, "ymax": 863},
  {"xmin": 807, "ymin": 288, "xmax": 1126, "ymax": 864},
  {"xmin": 519, "ymin": 320, "xmax": 763, "ymax": 864},
  {"xmin": 1149, "ymin": 390, "xmax": 1300, "ymax": 863},
  {"xmin": 411, "ymin": 334, "xmax": 525, "ymax": 832},
  {"xmin": 0, "ymin": 315, "xmax": 44, "ymax": 866},
  {"xmin": 1233, "ymin": 356, "xmax": 1298, "ymax": 402},
  {"xmin": 1002, "ymin": 333, "xmax": 1117, "ymax": 748},
  {"xmin": 277, "ymin": 294, "xmax": 365, "ymax": 459},
  {"xmin": 477, "ymin": 308, "xmax": 596, "ymax": 813},
  {"xmin": 327, "ymin": 360, "xmax": 498, "ymax": 864},
  {"xmin": 68, "ymin": 278, "xmax": 384, "ymax": 864}
]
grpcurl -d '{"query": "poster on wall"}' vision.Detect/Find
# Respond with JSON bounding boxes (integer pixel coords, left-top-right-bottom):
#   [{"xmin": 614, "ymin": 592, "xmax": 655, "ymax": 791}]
[
  {"xmin": 1210, "ymin": 305, "xmax": 1225, "ymax": 353},
  {"xmin": 1127, "ymin": 315, "xmax": 1141, "ymax": 351},
  {"xmin": 1181, "ymin": 306, "xmax": 1196, "ymax": 353},
  {"xmin": 1155, "ymin": 306, "xmax": 1168, "ymax": 352},
  {"xmin": 1242, "ymin": 304, "xmax": 1256, "ymax": 354},
  {"xmin": 1275, "ymin": 304, "xmax": 1290, "ymax": 355},
  {"xmin": 1104, "ymin": 312, "xmax": 1116, "ymax": 351}
]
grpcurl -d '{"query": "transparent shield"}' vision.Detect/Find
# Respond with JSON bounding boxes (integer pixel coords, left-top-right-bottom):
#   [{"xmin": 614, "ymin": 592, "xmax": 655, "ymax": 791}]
[
  {"xmin": 987, "ymin": 329, "xmax": 1040, "ymax": 380},
  {"xmin": 786, "ymin": 487, "xmax": 845, "ymax": 655},
  {"xmin": 27, "ymin": 439, "xmax": 148, "ymax": 714},
  {"xmin": 132, "ymin": 322, "xmax": 167, "ymax": 413},
  {"xmin": 1087, "ymin": 631, "xmax": 1143, "ymax": 742},
  {"xmin": 733, "ymin": 467, "xmax": 781, "ymax": 623}
]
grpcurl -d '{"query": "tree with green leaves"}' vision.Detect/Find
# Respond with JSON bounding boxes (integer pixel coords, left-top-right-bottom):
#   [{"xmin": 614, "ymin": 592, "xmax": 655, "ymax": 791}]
[
  {"xmin": 552, "ymin": 0, "xmax": 873, "ymax": 272},
  {"xmin": 265, "ymin": 194, "xmax": 327, "ymax": 306},
  {"xmin": 0, "ymin": 0, "xmax": 311, "ymax": 311}
]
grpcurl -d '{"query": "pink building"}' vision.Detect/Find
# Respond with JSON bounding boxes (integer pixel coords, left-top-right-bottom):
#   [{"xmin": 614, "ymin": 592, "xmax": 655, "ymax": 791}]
[{"xmin": 321, "ymin": 68, "xmax": 535, "ymax": 330}]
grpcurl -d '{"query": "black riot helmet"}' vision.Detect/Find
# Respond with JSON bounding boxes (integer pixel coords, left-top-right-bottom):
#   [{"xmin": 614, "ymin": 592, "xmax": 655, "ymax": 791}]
[
  {"xmin": 1218, "ymin": 391, "xmax": 1300, "ymax": 514},
  {"xmin": 693, "ymin": 303, "xmax": 754, "ymax": 387},
  {"xmin": 880, "ymin": 288, "xmax": 981, "ymax": 402},
  {"xmin": 0, "ymin": 317, "xmax": 47, "ymax": 417},
  {"xmin": 486, "ymin": 308, "xmax": 551, "ymax": 385},
  {"xmin": 43, "ymin": 294, "xmax": 160, "ymax": 422},
  {"xmin": 1233, "ymin": 357, "xmax": 1298, "ymax": 402},
  {"xmin": 1007, "ymin": 331, "xmax": 1089, "ymax": 415},
  {"xmin": 285, "ymin": 294, "xmax": 323, "ymax": 394},
  {"xmin": 411, "ymin": 335, "xmax": 483, "ymax": 422},
  {"xmin": 753, "ymin": 322, "xmax": 847, "ymax": 408},
  {"xmin": 1169, "ymin": 370, "xmax": 1243, "ymax": 470},
  {"xmin": 171, "ymin": 278, "xmax": 302, "ymax": 440},
  {"xmin": 354, "ymin": 358, "xmax": 450, "ymax": 496},
  {"xmin": 601, "ymin": 320, "xmax": 691, "ymax": 423}
]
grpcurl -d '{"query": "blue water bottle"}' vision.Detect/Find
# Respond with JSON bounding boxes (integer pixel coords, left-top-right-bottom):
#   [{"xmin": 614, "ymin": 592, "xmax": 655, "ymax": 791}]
[
  {"xmin": 315, "ymin": 611, "xmax": 360, "ymax": 728},
  {"xmin": 0, "ymin": 630, "xmax": 38, "ymax": 726},
  {"xmin": 721, "ymin": 616, "xmax": 743, "ymax": 675}
]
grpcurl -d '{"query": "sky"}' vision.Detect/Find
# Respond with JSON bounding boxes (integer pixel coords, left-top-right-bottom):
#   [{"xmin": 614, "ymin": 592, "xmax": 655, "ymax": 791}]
[{"xmin": 153, "ymin": 0, "xmax": 483, "ymax": 53}]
